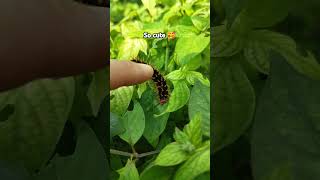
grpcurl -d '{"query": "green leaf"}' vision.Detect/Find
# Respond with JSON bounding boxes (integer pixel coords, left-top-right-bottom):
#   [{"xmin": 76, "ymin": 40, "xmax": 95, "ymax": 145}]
[
  {"xmin": 174, "ymin": 146, "xmax": 210, "ymax": 180},
  {"xmin": 119, "ymin": 101, "xmax": 145, "ymax": 145},
  {"xmin": 213, "ymin": 60, "xmax": 255, "ymax": 152},
  {"xmin": 118, "ymin": 38, "xmax": 148, "ymax": 60},
  {"xmin": 110, "ymin": 112, "xmax": 125, "ymax": 138},
  {"xmin": 0, "ymin": 78, "xmax": 74, "ymax": 171},
  {"xmin": 244, "ymin": 35, "xmax": 270, "ymax": 74},
  {"xmin": 121, "ymin": 21, "xmax": 143, "ymax": 38},
  {"xmin": 188, "ymin": 80, "xmax": 210, "ymax": 137},
  {"xmin": 243, "ymin": 0, "xmax": 291, "ymax": 28},
  {"xmin": 155, "ymin": 142, "xmax": 189, "ymax": 166},
  {"xmin": 117, "ymin": 159, "xmax": 140, "ymax": 180},
  {"xmin": 252, "ymin": 30, "xmax": 320, "ymax": 80},
  {"xmin": 140, "ymin": 163, "xmax": 174, "ymax": 180},
  {"xmin": 185, "ymin": 71, "xmax": 210, "ymax": 86},
  {"xmin": 184, "ymin": 54, "xmax": 202, "ymax": 71},
  {"xmin": 252, "ymin": 53, "xmax": 320, "ymax": 180},
  {"xmin": 137, "ymin": 83, "xmax": 147, "ymax": 99},
  {"xmin": 110, "ymin": 86, "xmax": 134, "ymax": 116},
  {"xmin": 163, "ymin": 81, "xmax": 190, "ymax": 114},
  {"xmin": 175, "ymin": 33, "xmax": 210, "ymax": 66},
  {"xmin": 191, "ymin": 15, "xmax": 209, "ymax": 31},
  {"xmin": 222, "ymin": 0, "xmax": 246, "ymax": 28},
  {"xmin": 140, "ymin": 88, "xmax": 169, "ymax": 146},
  {"xmin": 172, "ymin": 25, "xmax": 198, "ymax": 38},
  {"xmin": 87, "ymin": 68, "xmax": 108, "ymax": 116},
  {"xmin": 173, "ymin": 128, "xmax": 190, "ymax": 145},
  {"xmin": 166, "ymin": 69, "xmax": 186, "ymax": 81},
  {"xmin": 184, "ymin": 113, "xmax": 202, "ymax": 147},
  {"xmin": 142, "ymin": 0, "xmax": 157, "ymax": 17},
  {"xmin": 212, "ymin": 25, "xmax": 244, "ymax": 57},
  {"xmin": 35, "ymin": 122, "xmax": 108, "ymax": 180},
  {"xmin": 194, "ymin": 172, "xmax": 211, "ymax": 180}
]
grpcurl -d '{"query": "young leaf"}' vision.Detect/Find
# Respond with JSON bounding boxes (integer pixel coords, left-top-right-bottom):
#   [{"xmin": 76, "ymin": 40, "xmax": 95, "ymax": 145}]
[
  {"xmin": 110, "ymin": 86, "xmax": 134, "ymax": 116},
  {"xmin": 119, "ymin": 101, "xmax": 145, "ymax": 145},
  {"xmin": 118, "ymin": 38, "xmax": 148, "ymax": 60},
  {"xmin": 166, "ymin": 69, "xmax": 186, "ymax": 81},
  {"xmin": 141, "ymin": 0, "xmax": 157, "ymax": 17},
  {"xmin": 155, "ymin": 142, "xmax": 189, "ymax": 166},
  {"xmin": 173, "ymin": 128, "xmax": 190, "ymax": 145},
  {"xmin": 184, "ymin": 113, "xmax": 202, "ymax": 147},
  {"xmin": 185, "ymin": 71, "xmax": 210, "ymax": 86},
  {"xmin": 117, "ymin": 159, "xmax": 140, "ymax": 180}
]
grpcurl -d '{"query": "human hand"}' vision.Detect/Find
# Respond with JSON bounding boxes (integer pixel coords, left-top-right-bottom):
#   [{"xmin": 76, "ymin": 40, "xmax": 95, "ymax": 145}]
[{"xmin": 110, "ymin": 60, "xmax": 154, "ymax": 90}]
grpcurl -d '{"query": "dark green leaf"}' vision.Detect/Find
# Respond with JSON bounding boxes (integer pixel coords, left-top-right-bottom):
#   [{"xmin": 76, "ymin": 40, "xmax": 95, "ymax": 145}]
[
  {"xmin": 189, "ymin": 80, "xmax": 210, "ymax": 137},
  {"xmin": 252, "ymin": 53, "xmax": 320, "ymax": 180},
  {"xmin": 213, "ymin": 60, "xmax": 255, "ymax": 152},
  {"xmin": 0, "ymin": 78, "xmax": 74, "ymax": 171},
  {"xmin": 119, "ymin": 101, "xmax": 145, "ymax": 145}
]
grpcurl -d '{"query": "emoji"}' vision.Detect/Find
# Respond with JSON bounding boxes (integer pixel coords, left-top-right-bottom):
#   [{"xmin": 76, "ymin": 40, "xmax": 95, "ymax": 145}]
[{"xmin": 167, "ymin": 32, "xmax": 176, "ymax": 40}]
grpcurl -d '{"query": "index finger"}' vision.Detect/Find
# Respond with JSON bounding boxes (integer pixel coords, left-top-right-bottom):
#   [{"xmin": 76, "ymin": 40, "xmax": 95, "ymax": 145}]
[{"xmin": 110, "ymin": 60, "xmax": 154, "ymax": 90}]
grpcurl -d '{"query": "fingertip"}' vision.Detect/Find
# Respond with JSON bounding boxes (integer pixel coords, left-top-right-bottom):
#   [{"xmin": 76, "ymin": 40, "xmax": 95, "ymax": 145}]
[{"xmin": 137, "ymin": 63, "xmax": 154, "ymax": 79}]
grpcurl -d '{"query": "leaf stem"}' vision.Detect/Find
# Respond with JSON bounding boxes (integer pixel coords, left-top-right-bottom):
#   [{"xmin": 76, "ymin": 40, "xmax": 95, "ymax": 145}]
[{"xmin": 110, "ymin": 149, "xmax": 160, "ymax": 158}]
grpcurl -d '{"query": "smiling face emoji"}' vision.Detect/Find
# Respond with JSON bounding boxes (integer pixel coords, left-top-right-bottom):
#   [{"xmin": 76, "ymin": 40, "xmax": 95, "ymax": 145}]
[{"xmin": 167, "ymin": 32, "xmax": 176, "ymax": 40}]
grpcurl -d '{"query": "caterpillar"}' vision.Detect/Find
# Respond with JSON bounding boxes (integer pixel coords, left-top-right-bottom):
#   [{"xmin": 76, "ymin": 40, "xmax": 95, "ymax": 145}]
[{"xmin": 131, "ymin": 59, "xmax": 169, "ymax": 105}]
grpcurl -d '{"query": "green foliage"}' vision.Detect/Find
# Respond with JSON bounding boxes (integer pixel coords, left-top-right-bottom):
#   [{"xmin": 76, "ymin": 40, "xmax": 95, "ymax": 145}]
[
  {"xmin": 110, "ymin": 0, "xmax": 210, "ymax": 179},
  {"xmin": 213, "ymin": 0, "xmax": 320, "ymax": 179}
]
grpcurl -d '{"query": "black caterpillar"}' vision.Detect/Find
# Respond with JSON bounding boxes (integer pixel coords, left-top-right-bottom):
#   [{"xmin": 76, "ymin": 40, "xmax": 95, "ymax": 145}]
[{"xmin": 131, "ymin": 59, "xmax": 169, "ymax": 105}]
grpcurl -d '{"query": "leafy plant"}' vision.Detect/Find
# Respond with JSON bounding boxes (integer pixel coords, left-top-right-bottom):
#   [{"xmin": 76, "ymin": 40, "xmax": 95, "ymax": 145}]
[
  {"xmin": 213, "ymin": 0, "xmax": 320, "ymax": 179},
  {"xmin": 110, "ymin": 0, "xmax": 210, "ymax": 179}
]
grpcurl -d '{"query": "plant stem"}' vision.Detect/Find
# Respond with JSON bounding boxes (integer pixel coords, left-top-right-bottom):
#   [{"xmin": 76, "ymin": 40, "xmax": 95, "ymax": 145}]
[
  {"xmin": 165, "ymin": 39, "xmax": 170, "ymax": 73},
  {"xmin": 109, "ymin": 149, "xmax": 160, "ymax": 158}
]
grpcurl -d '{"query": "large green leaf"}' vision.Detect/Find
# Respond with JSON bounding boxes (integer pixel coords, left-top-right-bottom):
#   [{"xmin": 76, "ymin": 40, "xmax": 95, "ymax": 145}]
[
  {"xmin": 175, "ymin": 33, "xmax": 210, "ymax": 66},
  {"xmin": 119, "ymin": 101, "xmax": 145, "ymax": 145},
  {"xmin": 213, "ymin": 60, "xmax": 255, "ymax": 152},
  {"xmin": 87, "ymin": 68, "xmax": 108, "ymax": 116},
  {"xmin": 0, "ymin": 78, "xmax": 74, "ymax": 171},
  {"xmin": 252, "ymin": 53, "xmax": 320, "ymax": 180},
  {"xmin": 140, "ymin": 88, "xmax": 169, "ymax": 146},
  {"xmin": 117, "ymin": 159, "xmax": 140, "ymax": 180},
  {"xmin": 188, "ymin": 80, "xmax": 210, "ymax": 137},
  {"xmin": 110, "ymin": 86, "xmax": 134, "ymax": 116},
  {"xmin": 35, "ymin": 122, "xmax": 108, "ymax": 180}
]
